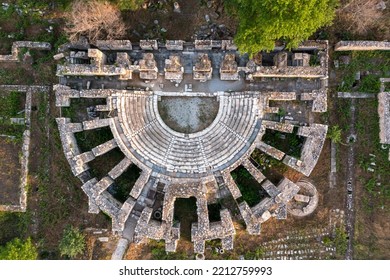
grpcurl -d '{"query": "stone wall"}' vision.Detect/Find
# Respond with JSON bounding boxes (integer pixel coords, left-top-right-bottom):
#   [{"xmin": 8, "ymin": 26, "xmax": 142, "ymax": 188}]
[
  {"xmin": 0, "ymin": 85, "xmax": 50, "ymax": 212},
  {"xmin": 335, "ymin": 41, "xmax": 390, "ymax": 51},
  {"xmin": 0, "ymin": 41, "xmax": 51, "ymax": 62}
]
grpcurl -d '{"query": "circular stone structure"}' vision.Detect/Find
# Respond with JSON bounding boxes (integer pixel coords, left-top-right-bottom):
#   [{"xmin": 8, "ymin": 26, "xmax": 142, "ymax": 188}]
[
  {"xmin": 112, "ymin": 93, "xmax": 261, "ymax": 177},
  {"xmin": 287, "ymin": 180, "xmax": 319, "ymax": 217},
  {"xmin": 157, "ymin": 96, "xmax": 219, "ymax": 133}
]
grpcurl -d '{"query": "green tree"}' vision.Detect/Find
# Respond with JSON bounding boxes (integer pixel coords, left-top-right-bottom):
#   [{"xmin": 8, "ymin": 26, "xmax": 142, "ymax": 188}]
[
  {"xmin": 327, "ymin": 125, "xmax": 347, "ymax": 145},
  {"xmin": 59, "ymin": 226, "xmax": 86, "ymax": 259},
  {"xmin": 225, "ymin": 0, "xmax": 338, "ymax": 55},
  {"xmin": 115, "ymin": 0, "xmax": 144, "ymax": 10},
  {"xmin": 0, "ymin": 238, "xmax": 38, "ymax": 260}
]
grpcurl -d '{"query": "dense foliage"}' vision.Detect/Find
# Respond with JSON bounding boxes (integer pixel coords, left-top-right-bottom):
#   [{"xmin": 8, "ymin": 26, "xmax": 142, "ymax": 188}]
[
  {"xmin": 0, "ymin": 238, "xmax": 38, "ymax": 260},
  {"xmin": 327, "ymin": 125, "xmax": 343, "ymax": 144},
  {"xmin": 225, "ymin": 0, "xmax": 338, "ymax": 55},
  {"xmin": 59, "ymin": 226, "xmax": 86, "ymax": 259}
]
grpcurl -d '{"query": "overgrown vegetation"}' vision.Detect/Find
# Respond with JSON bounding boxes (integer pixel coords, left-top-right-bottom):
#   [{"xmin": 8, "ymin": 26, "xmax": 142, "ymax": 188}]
[
  {"xmin": 0, "ymin": 212, "xmax": 31, "ymax": 245},
  {"xmin": 225, "ymin": 0, "xmax": 338, "ymax": 55},
  {"xmin": 0, "ymin": 237, "xmax": 38, "ymax": 260},
  {"xmin": 327, "ymin": 125, "xmax": 346, "ymax": 145},
  {"xmin": 0, "ymin": 91, "xmax": 25, "ymax": 141},
  {"xmin": 332, "ymin": 51, "xmax": 390, "ymax": 259},
  {"xmin": 355, "ymin": 98, "xmax": 390, "ymax": 213},
  {"xmin": 108, "ymin": 164, "xmax": 141, "ymax": 203},
  {"xmin": 250, "ymin": 150, "xmax": 287, "ymax": 183},
  {"xmin": 337, "ymin": 51, "xmax": 390, "ymax": 93},
  {"xmin": 59, "ymin": 226, "xmax": 86, "ymax": 259},
  {"xmin": 113, "ymin": 0, "xmax": 144, "ymax": 11},
  {"xmin": 333, "ymin": 227, "xmax": 348, "ymax": 258},
  {"xmin": 149, "ymin": 240, "xmax": 190, "ymax": 260},
  {"xmin": 262, "ymin": 128, "xmax": 303, "ymax": 158},
  {"xmin": 173, "ymin": 197, "xmax": 198, "ymax": 241},
  {"xmin": 231, "ymin": 166, "xmax": 270, "ymax": 207}
]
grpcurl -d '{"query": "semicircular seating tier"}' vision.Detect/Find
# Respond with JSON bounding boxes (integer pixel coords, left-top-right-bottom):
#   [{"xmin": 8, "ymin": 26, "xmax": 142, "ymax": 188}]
[{"xmin": 110, "ymin": 92, "xmax": 262, "ymax": 177}]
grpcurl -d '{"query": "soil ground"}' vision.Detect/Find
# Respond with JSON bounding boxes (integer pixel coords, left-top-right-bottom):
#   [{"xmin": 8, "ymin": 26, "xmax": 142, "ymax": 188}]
[
  {"xmin": 158, "ymin": 96, "xmax": 219, "ymax": 133},
  {"xmin": 123, "ymin": 0, "xmax": 237, "ymax": 41},
  {"xmin": 0, "ymin": 138, "xmax": 21, "ymax": 205}
]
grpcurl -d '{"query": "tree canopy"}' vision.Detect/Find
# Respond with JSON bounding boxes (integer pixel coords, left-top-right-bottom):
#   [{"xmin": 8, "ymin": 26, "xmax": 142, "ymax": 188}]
[
  {"xmin": 59, "ymin": 226, "xmax": 86, "ymax": 259},
  {"xmin": 0, "ymin": 238, "xmax": 38, "ymax": 260},
  {"xmin": 226, "ymin": 0, "xmax": 338, "ymax": 55},
  {"xmin": 327, "ymin": 125, "xmax": 348, "ymax": 145}
]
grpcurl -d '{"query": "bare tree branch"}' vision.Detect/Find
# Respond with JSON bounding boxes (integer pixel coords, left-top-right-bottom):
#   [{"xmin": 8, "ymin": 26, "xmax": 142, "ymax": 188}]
[{"xmin": 64, "ymin": 0, "xmax": 127, "ymax": 43}]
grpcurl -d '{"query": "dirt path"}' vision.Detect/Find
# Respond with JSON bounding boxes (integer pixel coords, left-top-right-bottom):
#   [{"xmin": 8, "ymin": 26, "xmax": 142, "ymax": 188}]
[{"xmin": 345, "ymin": 99, "xmax": 356, "ymax": 260}]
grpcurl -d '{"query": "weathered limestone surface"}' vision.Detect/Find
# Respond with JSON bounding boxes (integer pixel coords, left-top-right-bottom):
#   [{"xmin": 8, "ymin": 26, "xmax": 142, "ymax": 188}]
[
  {"xmin": 257, "ymin": 141, "xmax": 285, "ymax": 161},
  {"xmin": 220, "ymin": 53, "xmax": 239, "ymax": 80},
  {"xmin": 130, "ymin": 169, "xmax": 151, "ymax": 199},
  {"xmin": 221, "ymin": 40, "xmax": 237, "ymax": 50},
  {"xmin": 111, "ymin": 238, "xmax": 129, "ymax": 260},
  {"xmin": 81, "ymin": 178, "xmax": 125, "ymax": 228},
  {"xmin": 83, "ymin": 118, "xmax": 110, "ymax": 130},
  {"xmin": 261, "ymin": 180, "xmax": 281, "ymax": 198},
  {"xmin": 283, "ymin": 124, "xmax": 328, "ymax": 176},
  {"xmin": 81, "ymin": 178, "xmax": 100, "ymax": 214},
  {"xmin": 54, "ymin": 85, "xmax": 80, "ymax": 107},
  {"xmin": 239, "ymin": 202, "xmax": 261, "ymax": 234},
  {"xmin": 113, "ymin": 197, "xmax": 136, "ymax": 233},
  {"xmin": 96, "ymin": 40, "xmax": 132, "ymax": 51},
  {"xmin": 274, "ymin": 52, "xmax": 288, "ymax": 68},
  {"xmin": 262, "ymin": 120, "xmax": 294, "ymax": 133},
  {"xmin": 261, "ymin": 91, "xmax": 296, "ymax": 114},
  {"xmin": 221, "ymin": 171, "xmax": 242, "ymax": 199},
  {"xmin": 335, "ymin": 41, "xmax": 390, "ymax": 51},
  {"xmin": 192, "ymin": 209, "xmax": 235, "ymax": 254},
  {"xmin": 72, "ymin": 152, "xmax": 95, "ymax": 175},
  {"xmin": 164, "ymin": 55, "xmax": 184, "ymax": 82},
  {"xmin": 288, "ymin": 180, "xmax": 318, "ymax": 216},
  {"xmin": 193, "ymin": 53, "xmax": 212, "ymax": 81},
  {"xmin": 275, "ymin": 178, "xmax": 300, "ymax": 204},
  {"xmin": 301, "ymin": 89, "xmax": 328, "ymax": 112},
  {"xmin": 140, "ymin": 40, "xmax": 158, "ymax": 50},
  {"xmin": 165, "ymin": 40, "xmax": 184, "ymax": 50},
  {"xmin": 92, "ymin": 139, "xmax": 118, "ymax": 157},
  {"xmin": 242, "ymin": 159, "xmax": 266, "ymax": 183},
  {"xmin": 292, "ymin": 53, "xmax": 310, "ymax": 67},
  {"xmin": 378, "ymin": 92, "xmax": 390, "ymax": 144},
  {"xmin": 108, "ymin": 158, "xmax": 132, "ymax": 180},
  {"xmin": 0, "ymin": 41, "xmax": 51, "ymax": 62},
  {"xmin": 114, "ymin": 93, "xmax": 259, "ymax": 176},
  {"xmin": 94, "ymin": 176, "xmax": 114, "ymax": 196},
  {"xmin": 139, "ymin": 53, "xmax": 158, "ymax": 80},
  {"xmin": 56, "ymin": 118, "xmax": 87, "ymax": 176}
]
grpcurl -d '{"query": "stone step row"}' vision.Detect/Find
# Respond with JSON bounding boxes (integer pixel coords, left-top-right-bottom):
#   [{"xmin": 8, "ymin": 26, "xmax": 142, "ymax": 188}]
[{"xmin": 114, "ymin": 95, "xmax": 259, "ymax": 174}]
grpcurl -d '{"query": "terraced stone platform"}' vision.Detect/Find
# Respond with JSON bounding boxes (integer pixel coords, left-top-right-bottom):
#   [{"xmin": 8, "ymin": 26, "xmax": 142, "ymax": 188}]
[
  {"xmin": 54, "ymin": 39, "xmax": 329, "ymax": 257},
  {"xmin": 113, "ymin": 92, "xmax": 261, "ymax": 176}
]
